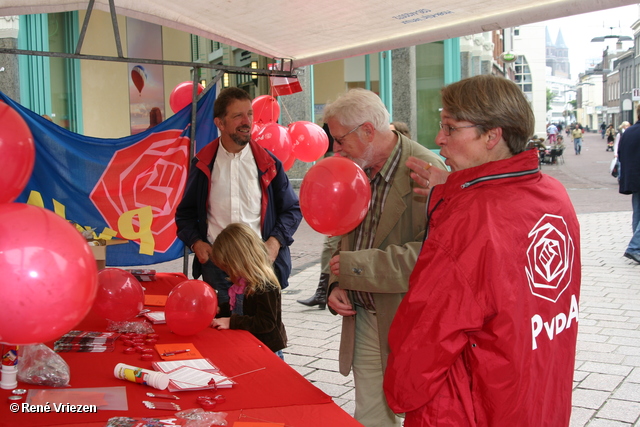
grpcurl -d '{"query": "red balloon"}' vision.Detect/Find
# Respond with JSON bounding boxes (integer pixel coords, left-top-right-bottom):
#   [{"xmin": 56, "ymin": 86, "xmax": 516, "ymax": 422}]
[
  {"xmin": 252, "ymin": 95, "xmax": 280, "ymax": 124},
  {"xmin": 170, "ymin": 81, "xmax": 204, "ymax": 114},
  {"xmin": 299, "ymin": 156, "xmax": 371, "ymax": 236},
  {"xmin": 289, "ymin": 121, "xmax": 329, "ymax": 163},
  {"xmin": 0, "ymin": 103, "xmax": 35, "ymax": 204},
  {"xmin": 255, "ymin": 123, "xmax": 292, "ymax": 163},
  {"xmin": 165, "ymin": 280, "xmax": 218, "ymax": 336},
  {"xmin": 251, "ymin": 122, "xmax": 265, "ymax": 140},
  {"xmin": 92, "ymin": 268, "xmax": 145, "ymax": 322},
  {"xmin": 0, "ymin": 204, "xmax": 98, "ymax": 344},
  {"xmin": 283, "ymin": 153, "xmax": 296, "ymax": 172}
]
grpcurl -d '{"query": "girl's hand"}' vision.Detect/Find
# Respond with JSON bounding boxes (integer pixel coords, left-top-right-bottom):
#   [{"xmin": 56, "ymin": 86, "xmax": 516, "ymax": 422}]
[{"xmin": 211, "ymin": 317, "xmax": 230, "ymax": 329}]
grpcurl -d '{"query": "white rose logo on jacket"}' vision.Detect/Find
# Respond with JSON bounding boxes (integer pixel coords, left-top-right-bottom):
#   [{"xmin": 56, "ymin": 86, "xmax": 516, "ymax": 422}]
[{"xmin": 525, "ymin": 214, "xmax": 575, "ymax": 303}]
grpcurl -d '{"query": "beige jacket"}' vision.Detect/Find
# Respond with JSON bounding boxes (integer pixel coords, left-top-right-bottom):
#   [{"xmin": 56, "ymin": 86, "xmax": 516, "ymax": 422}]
[{"xmin": 329, "ymin": 133, "xmax": 446, "ymax": 376}]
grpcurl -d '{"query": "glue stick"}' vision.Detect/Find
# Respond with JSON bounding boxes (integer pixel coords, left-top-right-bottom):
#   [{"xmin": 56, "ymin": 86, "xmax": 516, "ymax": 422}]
[{"xmin": 114, "ymin": 363, "xmax": 169, "ymax": 390}]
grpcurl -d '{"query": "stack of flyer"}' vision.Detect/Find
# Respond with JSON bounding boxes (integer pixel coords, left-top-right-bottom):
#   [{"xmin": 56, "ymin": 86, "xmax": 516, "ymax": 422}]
[
  {"xmin": 152, "ymin": 359, "xmax": 235, "ymax": 392},
  {"xmin": 54, "ymin": 331, "xmax": 121, "ymax": 352}
]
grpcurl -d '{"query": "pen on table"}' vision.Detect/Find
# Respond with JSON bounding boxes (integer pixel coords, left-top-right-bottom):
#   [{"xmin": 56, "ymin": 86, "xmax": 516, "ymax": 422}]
[{"xmin": 162, "ymin": 349, "xmax": 190, "ymax": 357}]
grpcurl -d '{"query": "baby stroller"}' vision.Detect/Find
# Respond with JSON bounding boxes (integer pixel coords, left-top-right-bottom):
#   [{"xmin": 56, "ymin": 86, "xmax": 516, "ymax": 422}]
[{"xmin": 606, "ymin": 139, "xmax": 614, "ymax": 152}]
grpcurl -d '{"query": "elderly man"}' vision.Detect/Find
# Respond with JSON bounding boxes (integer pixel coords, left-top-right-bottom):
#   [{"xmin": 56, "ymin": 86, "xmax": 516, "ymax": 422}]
[
  {"xmin": 323, "ymin": 88, "xmax": 446, "ymax": 427},
  {"xmin": 176, "ymin": 87, "xmax": 301, "ymax": 316},
  {"xmin": 384, "ymin": 75, "xmax": 581, "ymax": 426}
]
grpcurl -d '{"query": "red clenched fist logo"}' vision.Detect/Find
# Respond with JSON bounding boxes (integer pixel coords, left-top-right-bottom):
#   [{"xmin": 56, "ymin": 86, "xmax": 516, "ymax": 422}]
[
  {"xmin": 525, "ymin": 214, "xmax": 576, "ymax": 303},
  {"xmin": 90, "ymin": 130, "xmax": 190, "ymax": 253}
]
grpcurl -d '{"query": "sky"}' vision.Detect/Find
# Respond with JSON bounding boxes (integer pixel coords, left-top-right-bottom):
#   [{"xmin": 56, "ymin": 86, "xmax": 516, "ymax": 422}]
[{"xmin": 539, "ymin": 4, "xmax": 639, "ymax": 79}]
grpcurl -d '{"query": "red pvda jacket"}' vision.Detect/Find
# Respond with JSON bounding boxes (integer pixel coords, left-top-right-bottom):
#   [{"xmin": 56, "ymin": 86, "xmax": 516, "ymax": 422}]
[{"xmin": 384, "ymin": 149, "xmax": 581, "ymax": 426}]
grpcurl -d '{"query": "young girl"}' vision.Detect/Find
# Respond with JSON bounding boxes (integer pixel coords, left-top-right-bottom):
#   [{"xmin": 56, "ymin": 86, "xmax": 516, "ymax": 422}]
[{"xmin": 210, "ymin": 223, "xmax": 287, "ymax": 359}]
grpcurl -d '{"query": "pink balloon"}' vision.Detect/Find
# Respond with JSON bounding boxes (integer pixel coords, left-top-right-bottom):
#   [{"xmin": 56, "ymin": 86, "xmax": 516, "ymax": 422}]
[
  {"xmin": 170, "ymin": 81, "xmax": 204, "ymax": 113},
  {"xmin": 299, "ymin": 156, "xmax": 371, "ymax": 236},
  {"xmin": 288, "ymin": 121, "xmax": 329, "ymax": 163},
  {"xmin": 0, "ymin": 204, "xmax": 98, "ymax": 344},
  {"xmin": 92, "ymin": 268, "xmax": 145, "ymax": 322},
  {"xmin": 0, "ymin": 103, "xmax": 35, "ymax": 204},
  {"xmin": 255, "ymin": 123, "xmax": 292, "ymax": 163},
  {"xmin": 252, "ymin": 95, "xmax": 280, "ymax": 124},
  {"xmin": 165, "ymin": 280, "xmax": 218, "ymax": 336}
]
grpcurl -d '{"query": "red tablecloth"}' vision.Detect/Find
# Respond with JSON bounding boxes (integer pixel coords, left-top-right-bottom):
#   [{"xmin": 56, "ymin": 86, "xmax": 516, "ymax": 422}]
[{"xmin": 1, "ymin": 273, "xmax": 363, "ymax": 427}]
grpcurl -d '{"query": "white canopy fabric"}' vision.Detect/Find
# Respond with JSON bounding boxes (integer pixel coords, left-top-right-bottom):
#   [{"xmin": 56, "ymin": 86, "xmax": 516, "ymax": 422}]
[{"xmin": 0, "ymin": 0, "xmax": 636, "ymax": 68}]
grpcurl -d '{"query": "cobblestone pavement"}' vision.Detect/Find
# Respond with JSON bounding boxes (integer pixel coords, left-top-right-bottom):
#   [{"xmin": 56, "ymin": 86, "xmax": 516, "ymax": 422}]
[{"xmin": 124, "ymin": 130, "xmax": 640, "ymax": 425}]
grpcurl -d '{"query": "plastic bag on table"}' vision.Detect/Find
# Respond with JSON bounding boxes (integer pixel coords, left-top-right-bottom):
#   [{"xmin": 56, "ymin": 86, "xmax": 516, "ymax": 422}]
[
  {"xmin": 17, "ymin": 343, "xmax": 70, "ymax": 387},
  {"xmin": 176, "ymin": 408, "xmax": 228, "ymax": 426}
]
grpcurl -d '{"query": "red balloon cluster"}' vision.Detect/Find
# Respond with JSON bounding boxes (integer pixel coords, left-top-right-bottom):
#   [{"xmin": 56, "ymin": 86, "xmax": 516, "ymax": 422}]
[
  {"xmin": 170, "ymin": 81, "xmax": 205, "ymax": 114},
  {"xmin": 92, "ymin": 268, "xmax": 145, "ymax": 322},
  {"xmin": 299, "ymin": 156, "xmax": 371, "ymax": 236},
  {"xmin": 250, "ymin": 96, "xmax": 329, "ymax": 170},
  {"xmin": 165, "ymin": 280, "xmax": 218, "ymax": 336},
  {"xmin": 0, "ymin": 103, "xmax": 102, "ymax": 345}
]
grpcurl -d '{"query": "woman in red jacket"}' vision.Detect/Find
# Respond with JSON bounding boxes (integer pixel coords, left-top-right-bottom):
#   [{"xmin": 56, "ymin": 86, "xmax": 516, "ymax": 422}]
[{"xmin": 384, "ymin": 75, "xmax": 581, "ymax": 426}]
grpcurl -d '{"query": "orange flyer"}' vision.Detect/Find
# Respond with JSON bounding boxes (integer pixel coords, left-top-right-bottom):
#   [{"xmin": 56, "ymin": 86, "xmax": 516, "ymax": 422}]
[{"xmin": 144, "ymin": 294, "xmax": 167, "ymax": 306}]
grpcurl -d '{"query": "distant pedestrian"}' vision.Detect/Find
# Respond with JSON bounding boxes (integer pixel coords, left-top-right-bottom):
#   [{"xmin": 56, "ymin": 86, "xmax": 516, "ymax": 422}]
[
  {"xmin": 547, "ymin": 123, "xmax": 558, "ymax": 144},
  {"xmin": 606, "ymin": 124, "xmax": 616, "ymax": 150},
  {"xmin": 571, "ymin": 124, "xmax": 583, "ymax": 155},
  {"xmin": 614, "ymin": 121, "xmax": 630, "ymax": 157},
  {"xmin": 601, "ymin": 121, "xmax": 607, "ymax": 139},
  {"xmin": 617, "ymin": 106, "xmax": 640, "ymax": 264}
]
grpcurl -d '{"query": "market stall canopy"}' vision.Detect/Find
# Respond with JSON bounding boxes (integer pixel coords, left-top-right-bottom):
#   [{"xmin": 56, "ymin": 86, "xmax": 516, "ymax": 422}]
[{"xmin": 0, "ymin": 0, "xmax": 636, "ymax": 68}]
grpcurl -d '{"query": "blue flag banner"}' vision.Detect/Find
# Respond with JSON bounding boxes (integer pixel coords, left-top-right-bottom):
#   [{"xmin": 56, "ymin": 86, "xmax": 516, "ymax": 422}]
[{"xmin": 2, "ymin": 84, "xmax": 219, "ymax": 266}]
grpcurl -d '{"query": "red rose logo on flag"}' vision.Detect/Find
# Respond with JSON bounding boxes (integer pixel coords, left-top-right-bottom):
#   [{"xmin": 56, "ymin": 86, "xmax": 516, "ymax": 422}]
[
  {"xmin": 90, "ymin": 130, "xmax": 190, "ymax": 253},
  {"xmin": 525, "ymin": 214, "xmax": 575, "ymax": 303}
]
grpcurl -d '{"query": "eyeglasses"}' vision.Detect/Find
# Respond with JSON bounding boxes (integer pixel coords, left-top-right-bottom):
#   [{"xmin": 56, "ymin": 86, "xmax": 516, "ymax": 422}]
[
  {"xmin": 439, "ymin": 121, "xmax": 482, "ymax": 136},
  {"xmin": 333, "ymin": 123, "xmax": 364, "ymax": 145}
]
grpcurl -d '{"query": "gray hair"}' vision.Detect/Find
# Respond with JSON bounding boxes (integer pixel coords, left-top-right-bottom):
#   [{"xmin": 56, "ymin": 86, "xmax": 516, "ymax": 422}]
[{"xmin": 322, "ymin": 88, "xmax": 390, "ymax": 132}]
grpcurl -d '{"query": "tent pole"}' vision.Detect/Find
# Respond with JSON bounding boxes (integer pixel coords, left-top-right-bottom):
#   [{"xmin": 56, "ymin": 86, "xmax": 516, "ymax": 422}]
[
  {"xmin": 75, "ymin": 0, "xmax": 95, "ymax": 55},
  {"xmin": 108, "ymin": 0, "xmax": 124, "ymax": 58}
]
